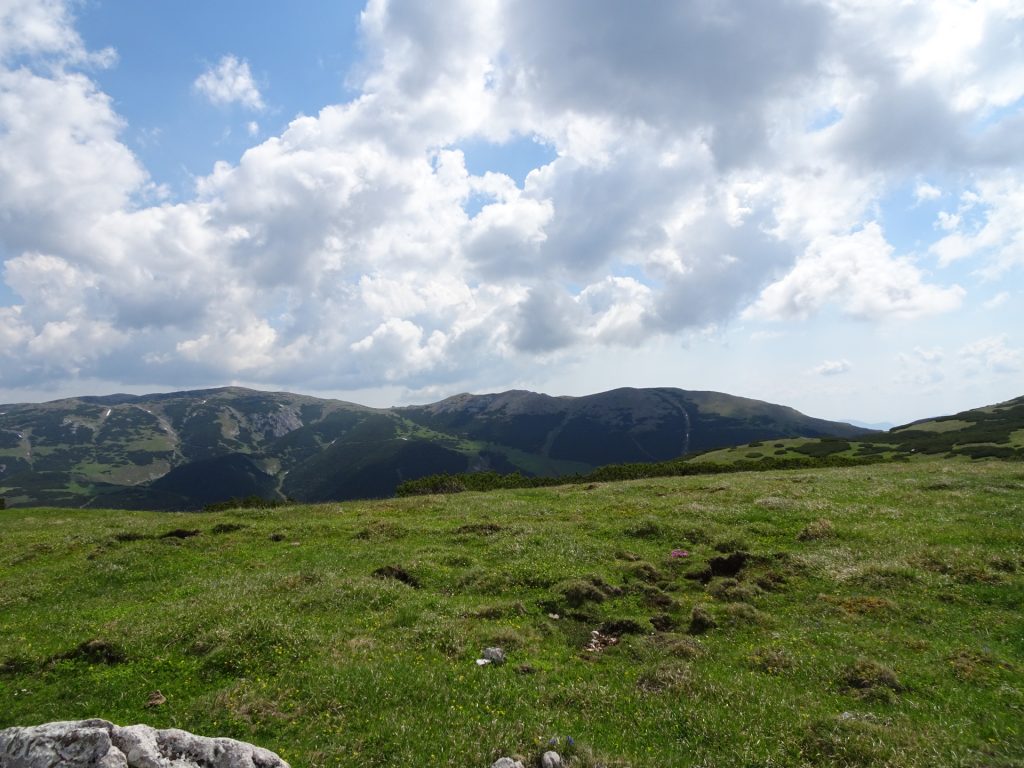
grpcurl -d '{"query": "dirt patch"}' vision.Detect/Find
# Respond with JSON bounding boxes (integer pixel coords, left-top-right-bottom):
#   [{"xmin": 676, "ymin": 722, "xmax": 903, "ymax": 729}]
[
  {"xmin": 599, "ymin": 619, "xmax": 645, "ymax": 636},
  {"xmin": 709, "ymin": 551, "xmax": 749, "ymax": 577},
  {"xmin": 210, "ymin": 523, "xmax": 246, "ymax": 535},
  {"xmin": 649, "ymin": 613, "xmax": 680, "ymax": 632},
  {"xmin": 53, "ymin": 639, "xmax": 127, "ymax": 666},
  {"xmin": 159, "ymin": 528, "xmax": 201, "ymax": 539},
  {"xmin": 372, "ymin": 564, "xmax": 420, "ymax": 588},
  {"xmin": 454, "ymin": 522, "xmax": 503, "ymax": 535},
  {"xmin": 113, "ymin": 531, "xmax": 149, "ymax": 542}
]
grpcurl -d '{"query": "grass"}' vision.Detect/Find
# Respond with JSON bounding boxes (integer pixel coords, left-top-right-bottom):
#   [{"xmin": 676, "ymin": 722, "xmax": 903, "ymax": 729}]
[{"xmin": 1, "ymin": 460, "xmax": 1022, "ymax": 767}]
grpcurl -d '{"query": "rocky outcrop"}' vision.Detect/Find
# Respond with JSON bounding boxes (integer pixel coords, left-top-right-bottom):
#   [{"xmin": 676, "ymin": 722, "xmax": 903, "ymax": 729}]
[{"xmin": 0, "ymin": 719, "xmax": 289, "ymax": 768}]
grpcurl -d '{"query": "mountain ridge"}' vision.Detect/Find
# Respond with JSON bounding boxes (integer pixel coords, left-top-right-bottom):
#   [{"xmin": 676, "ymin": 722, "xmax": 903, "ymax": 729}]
[{"xmin": 2, "ymin": 385, "xmax": 871, "ymax": 509}]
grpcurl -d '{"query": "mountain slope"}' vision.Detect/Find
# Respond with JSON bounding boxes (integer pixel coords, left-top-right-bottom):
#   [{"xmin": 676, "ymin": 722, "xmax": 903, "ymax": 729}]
[
  {"xmin": 399, "ymin": 387, "xmax": 868, "ymax": 466},
  {"xmin": 0, "ymin": 385, "xmax": 869, "ymax": 509},
  {"xmin": 686, "ymin": 394, "xmax": 1024, "ymax": 465}
]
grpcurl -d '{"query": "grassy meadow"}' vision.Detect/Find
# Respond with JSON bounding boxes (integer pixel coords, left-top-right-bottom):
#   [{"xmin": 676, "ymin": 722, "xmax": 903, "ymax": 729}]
[{"xmin": 1, "ymin": 460, "xmax": 1022, "ymax": 767}]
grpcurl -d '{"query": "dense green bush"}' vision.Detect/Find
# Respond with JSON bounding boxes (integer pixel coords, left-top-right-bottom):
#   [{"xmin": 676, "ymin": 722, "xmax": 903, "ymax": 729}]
[
  {"xmin": 202, "ymin": 495, "xmax": 291, "ymax": 512},
  {"xmin": 396, "ymin": 454, "xmax": 885, "ymax": 497}
]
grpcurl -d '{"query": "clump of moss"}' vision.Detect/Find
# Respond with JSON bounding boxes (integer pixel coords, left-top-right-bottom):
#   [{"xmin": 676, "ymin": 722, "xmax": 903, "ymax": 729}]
[
  {"xmin": 688, "ymin": 603, "xmax": 716, "ymax": 634},
  {"xmin": 558, "ymin": 579, "xmax": 606, "ymax": 607},
  {"xmin": 749, "ymin": 647, "xmax": 793, "ymax": 674},
  {"xmin": 842, "ymin": 657, "xmax": 903, "ymax": 701},
  {"xmin": 637, "ymin": 662, "xmax": 692, "ymax": 693},
  {"xmin": 798, "ymin": 518, "xmax": 835, "ymax": 541},
  {"xmin": 708, "ymin": 577, "xmax": 762, "ymax": 603},
  {"xmin": 625, "ymin": 518, "xmax": 667, "ymax": 539},
  {"xmin": 722, "ymin": 602, "xmax": 770, "ymax": 627}
]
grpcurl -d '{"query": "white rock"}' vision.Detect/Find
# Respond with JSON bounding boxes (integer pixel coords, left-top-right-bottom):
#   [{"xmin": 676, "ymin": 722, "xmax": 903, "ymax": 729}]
[
  {"xmin": 0, "ymin": 720, "xmax": 289, "ymax": 768},
  {"xmin": 490, "ymin": 758, "xmax": 525, "ymax": 768},
  {"xmin": 482, "ymin": 647, "xmax": 506, "ymax": 665},
  {"xmin": 541, "ymin": 750, "xmax": 562, "ymax": 768}
]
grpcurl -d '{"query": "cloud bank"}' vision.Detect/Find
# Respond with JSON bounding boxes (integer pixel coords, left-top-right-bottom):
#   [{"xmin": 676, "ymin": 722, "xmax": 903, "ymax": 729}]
[{"xmin": 0, "ymin": 0, "xmax": 1022, "ymax": 397}]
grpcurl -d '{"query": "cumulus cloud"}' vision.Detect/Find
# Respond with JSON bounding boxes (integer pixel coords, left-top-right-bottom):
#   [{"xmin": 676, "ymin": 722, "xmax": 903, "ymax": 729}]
[
  {"xmin": 930, "ymin": 174, "xmax": 1024, "ymax": 275},
  {"xmin": 915, "ymin": 181, "xmax": 942, "ymax": 203},
  {"xmin": 812, "ymin": 359, "xmax": 852, "ymax": 377},
  {"xmin": 0, "ymin": 0, "xmax": 1021, "ymax": 394},
  {"xmin": 194, "ymin": 55, "xmax": 265, "ymax": 110},
  {"xmin": 744, "ymin": 224, "xmax": 965, "ymax": 322},
  {"xmin": 960, "ymin": 335, "xmax": 1023, "ymax": 374}
]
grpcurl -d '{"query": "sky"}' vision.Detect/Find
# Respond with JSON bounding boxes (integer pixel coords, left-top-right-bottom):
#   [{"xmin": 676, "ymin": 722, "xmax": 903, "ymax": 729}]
[{"xmin": 0, "ymin": 0, "xmax": 1022, "ymax": 426}]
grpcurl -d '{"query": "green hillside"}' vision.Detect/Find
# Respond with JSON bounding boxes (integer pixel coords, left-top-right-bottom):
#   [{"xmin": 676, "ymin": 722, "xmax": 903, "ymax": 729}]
[
  {"xmin": 0, "ymin": 386, "xmax": 869, "ymax": 509},
  {"xmin": 688, "ymin": 395, "xmax": 1024, "ymax": 466},
  {"xmin": 1, "ymin": 460, "xmax": 1021, "ymax": 766}
]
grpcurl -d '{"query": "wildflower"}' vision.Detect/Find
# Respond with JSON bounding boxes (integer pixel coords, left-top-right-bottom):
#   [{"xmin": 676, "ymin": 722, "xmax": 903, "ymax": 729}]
[{"xmin": 670, "ymin": 549, "xmax": 689, "ymax": 558}]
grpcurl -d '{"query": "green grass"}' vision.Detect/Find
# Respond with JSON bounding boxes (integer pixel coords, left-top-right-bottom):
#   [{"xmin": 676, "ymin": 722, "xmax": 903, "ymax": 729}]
[
  {"xmin": 1, "ymin": 460, "xmax": 1022, "ymax": 767},
  {"xmin": 892, "ymin": 419, "xmax": 974, "ymax": 434}
]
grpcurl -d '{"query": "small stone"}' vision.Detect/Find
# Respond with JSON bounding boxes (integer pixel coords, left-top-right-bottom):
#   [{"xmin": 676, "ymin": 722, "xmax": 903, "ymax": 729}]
[
  {"xmin": 482, "ymin": 646, "xmax": 506, "ymax": 665},
  {"xmin": 475, "ymin": 658, "xmax": 491, "ymax": 666},
  {"xmin": 541, "ymin": 750, "xmax": 562, "ymax": 768},
  {"xmin": 491, "ymin": 758, "xmax": 525, "ymax": 768},
  {"xmin": 548, "ymin": 613, "xmax": 560, "ymax": 620}
]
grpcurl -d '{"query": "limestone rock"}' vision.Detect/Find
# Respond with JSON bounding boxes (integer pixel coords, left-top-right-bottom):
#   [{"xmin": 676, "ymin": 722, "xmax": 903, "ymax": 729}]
[
  {"xmin": 0, "ymin": 719, "xmax": 289, "ymax": 768},
  {"xmin": 482, "ymin": 647, "xmax": 506, "ymax": 666},
  {"xmin": 541, "ymin": 750, "xmax": 562, "ymax": 768},
  {"xmin": 490, "ymin": 758, "xmax": 525, "ymax": 768}
]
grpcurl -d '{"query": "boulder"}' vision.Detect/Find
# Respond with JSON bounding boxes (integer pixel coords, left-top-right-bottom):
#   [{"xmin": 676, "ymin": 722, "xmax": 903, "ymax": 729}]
[
  {"xmin": 0, "ymin": 719, "xmax": 289, "ymax": 768},
  {"xmin": 541, "ymin": 750, "xmax": 562, "ymax": 767},
  {"xmin": 490, "ymin": 759, "xmax": 525, "ymax": 768}
]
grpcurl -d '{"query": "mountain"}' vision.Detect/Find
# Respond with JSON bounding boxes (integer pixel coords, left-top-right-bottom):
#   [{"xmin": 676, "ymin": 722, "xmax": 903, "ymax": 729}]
[
  {"xmin": 883, "ymin": 395, "xmax": 1024, "ymax": 459},
  {"xmin": 683, "ymin": 394, "xmax": 1024, "ymax": 465},
  {"xmin": 0, "ymin": 386, "xmax": 869, "ymax": 509}
]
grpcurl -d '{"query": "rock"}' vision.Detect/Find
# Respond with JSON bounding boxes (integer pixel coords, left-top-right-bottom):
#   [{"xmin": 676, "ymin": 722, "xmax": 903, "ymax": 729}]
[
  {"xmin": 0, "ymin": 720, "xmax": 289, "ymax": 768},
  {"xmin": 490, "ymin": 759, "xmax": 525, "ymax": 768},
  {"xmin": 482, "ymin": 646, "xmax": 506, "ymax": 665},
  {"xmin": 541, "ymin": 750, "xmax": 562, "ymax": 767}
]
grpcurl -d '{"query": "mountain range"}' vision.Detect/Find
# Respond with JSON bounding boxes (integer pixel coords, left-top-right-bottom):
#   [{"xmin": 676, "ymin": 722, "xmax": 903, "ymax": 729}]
[{"xmin": 0, "ymin": 386, "xmax": 869, "ymax": 509}]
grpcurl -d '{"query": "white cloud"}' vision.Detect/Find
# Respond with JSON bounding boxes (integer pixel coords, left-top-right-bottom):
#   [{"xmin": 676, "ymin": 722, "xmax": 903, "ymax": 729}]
[
  {"xmin": 984, "ymin": 291, "xmax": 1009, "ymax": 309},
  {"xmin": 744, "ymin": 224, "xmax": 965, "ymax": 322},
  {"xmin": 0, "ymin": 0, "xmax": 1022, "ymax": 396},
  {"xmin": 812, "ymin": 359, "xmax": 852, "ymax": 376},
  {"xmin": 930, "ymin": 174, "xmax": 1024, "ymax": 275},
  {"xmin": 194, "ymin": 55, "xmax": 265, "ymax": 110},
  {"xmin": 959, "ymin": 335, "xmax": 1023, "ymax": 374},
  {"xmin": 915, "ymin": 181, "xmax": 942, "ymax": 202}
]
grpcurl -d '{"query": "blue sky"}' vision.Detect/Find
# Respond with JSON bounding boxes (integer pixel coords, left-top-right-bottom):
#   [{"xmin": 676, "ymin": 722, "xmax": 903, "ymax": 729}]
[{"xmin": 0, "ymin": 1, "xmax": 1022, "ymax": 425}]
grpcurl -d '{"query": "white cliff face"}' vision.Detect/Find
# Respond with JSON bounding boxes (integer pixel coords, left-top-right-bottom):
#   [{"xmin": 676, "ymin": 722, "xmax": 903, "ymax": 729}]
[{"xmin": 0, "ymin": 719, "xmax": 290, "ymax": 768}]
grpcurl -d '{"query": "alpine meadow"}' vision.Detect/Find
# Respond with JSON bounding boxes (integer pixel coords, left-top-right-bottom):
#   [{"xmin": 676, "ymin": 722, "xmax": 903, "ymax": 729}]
[{"xmin": 2, "ymin": 2, "xmax": 1024, "ymax": 768}]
